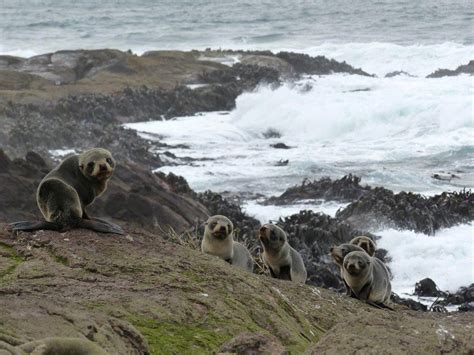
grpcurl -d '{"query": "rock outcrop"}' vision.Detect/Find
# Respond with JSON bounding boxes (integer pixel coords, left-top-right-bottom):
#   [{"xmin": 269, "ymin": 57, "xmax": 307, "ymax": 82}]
[
  {"xmin": 427, "ymin": 60, "xmax": 474, "ymax": 78},
  {"xmin": 0, "ymin": 227, "xmax": 472, "ymax": 354},
  {"xmin": 265, "ymin": 174, "xmax": 371, "ymax": 205},
  {"xmin": 337, "ymin": 187, "xmax": 473, "ymax": 235},
  {"xmin": 0, "ymin": 150, "xmax": 208, "ymax": 233}
]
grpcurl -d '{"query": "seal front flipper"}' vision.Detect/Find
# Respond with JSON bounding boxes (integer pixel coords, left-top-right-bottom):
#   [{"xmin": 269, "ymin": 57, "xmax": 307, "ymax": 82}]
[
  {"xmin": 370, "ymin": 301, "xmax": 395, "ymax": 311},
  {"xmin": 279, "ymin": 265, "xmax": 292, "ymax": 281},
  {"xmin": 82, "ymin": 211, "xmax": 117, "ymax": 226},
  {"xmin": 8, "ymin": 220, "xmax": 63, "ymax": 232},
  {"xmin": 77, "ymin": 219, "xmax": 124, "ymax": 235},
  {"xmin": 82, "ymin": 215, "xmax": 124, "ymax": 233}
]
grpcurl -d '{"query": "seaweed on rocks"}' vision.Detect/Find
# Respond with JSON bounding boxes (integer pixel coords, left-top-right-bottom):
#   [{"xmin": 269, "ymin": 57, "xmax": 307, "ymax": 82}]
[
  {"xmin": 337, "ymin": 187, "xmax": 473, "ymax": 234},
  {"xmin": 265, "ymin": 174, "xmax": 371, "ymax": 205},
  {"xmin": 275, "ymin": 52, "xmax": 374, "ymax": 77},
  {"xmin": 427, "ymin": 60, "xmax": 474, "ymax": 78}
]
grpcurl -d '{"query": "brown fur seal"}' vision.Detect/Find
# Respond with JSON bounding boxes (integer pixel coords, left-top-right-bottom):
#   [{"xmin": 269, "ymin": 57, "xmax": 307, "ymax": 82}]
[
  {"xmin": 350, "ymin": 235, "xmax": 376, "ymax": 256},
  {"xmin": 19, "ymin": 337, "xmax": 107, "ymax": 354},
  {"xmin": 8, "ymin": 148, "xmax": 123, "ymax": 234},
  {"xmin": 330, "ymin": 243, "xmax": 366, "ymax": 296},
  {"xmin": 342, "ymin": 250, "xmax": 392, "ymax": 309},
  {"xmin": 258, "ymin": 224, "xmax": 307, "ymax": 283},
  {"xmin": 202, "ymin": 215, "xmax": 254, "ymax": 272}
]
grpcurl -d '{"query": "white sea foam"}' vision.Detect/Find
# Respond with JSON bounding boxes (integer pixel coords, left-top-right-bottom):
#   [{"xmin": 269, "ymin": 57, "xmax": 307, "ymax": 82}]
[
  {"xmin": 126, "ymin": 73, "xmax": 473, "ymax": 194},
  {"xmin": 293, "ymin": 42, "xmax": 474, "ymax": 77},
  {"xmin": 242, "ymin": 200, "xmax": 348, "ymax": 224},
  {"xmin": 378, "ymin": 224, "xmax": 474, "ymax": 294}
]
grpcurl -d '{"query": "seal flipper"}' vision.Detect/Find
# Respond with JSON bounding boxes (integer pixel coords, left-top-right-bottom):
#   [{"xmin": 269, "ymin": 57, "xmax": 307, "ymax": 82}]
[
  {"xmin": 268, "ymin": 266, "xmax": 277, "ymax": 279},
  {"xmin": 77, "ymin": 219, "xmax": 124, "ymax": 235},
  {"xmin": 344, "ymin": 280, "xmax": 358, "ymax": 298},
  {"xmin": 371, "ymin": 301, "xmax": 395, "ymax": 311},
  {"xmin": 8, "ymin": 220, "xmax": 63, "ymax": 232},
  {"xmin": 82, "ymin": 211, "xmax": 121, "ymax": 229},
  {"xmin": 278, "ymin": 265, "xmax": 292, "ymax": 281}
]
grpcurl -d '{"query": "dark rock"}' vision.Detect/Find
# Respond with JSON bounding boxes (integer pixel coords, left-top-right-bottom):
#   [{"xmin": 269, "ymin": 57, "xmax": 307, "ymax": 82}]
[
  {"xmin": 442, "ymin": 284, "xmax": 474, "ymax": 308},
  {"xmin": 427, "ymin": 60, "xmax": 474, "ymax": 78},
  {"xmin": 337, "ymin": 187, "xmax": 473, "ymax": 235},
  {"xmin": 0, "ymin": 149, "xmax": 11, "ymax": 172},
  {"xmin": 391, "ymin": 293, "xmax": 428, "ymax": 311},
  {"xmin": 274, "ymin": 159, "xmax": 289, "ymax": 167},
  {"xmin": 265, "ymin": 175, "xmax": 370, "ymax": 205},
  {"xmin": 414, "ymin": 278, "xmax": 446, "ymax": 297},
  {"xmin": 262, "ymin": 128, "xmax": 281, "ymax": 139},
  {"xmin": 457, "ymin": 302, "xmax": 474, "ymax": 312},
  {"xmin": 275, "ymin": 51, "xmax": 373, "ymax": 77},
  {"xmin": 432, "ymin": 173, "xmax": 460, "ymax": 182},
  {"xmin": 385, "ymin": 71, "xmax": 415, "ymax": 78},
  {"xmin": 271, "ymin": 143, "xmax": 291, "ymax": 149}
]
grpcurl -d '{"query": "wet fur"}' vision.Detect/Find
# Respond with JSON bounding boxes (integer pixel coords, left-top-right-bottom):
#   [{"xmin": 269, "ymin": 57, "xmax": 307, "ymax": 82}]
[
  {"xmin": 9, "ymin": 148, "xmax": 123, "ymax": 235},
  {"xmin": 259, "ymin": 224, "xmax": 307, "ymax": 284},
  {"xmin": 201, "ymin": 215, "xmax": 254, "ymax": 272},
  {"xmin": 350, "ymin": 236, "xmax": 376, "ymax": 256},
  {"xmin": 342, "ymin": 251, "xmax": 392, "ymax": 307}
]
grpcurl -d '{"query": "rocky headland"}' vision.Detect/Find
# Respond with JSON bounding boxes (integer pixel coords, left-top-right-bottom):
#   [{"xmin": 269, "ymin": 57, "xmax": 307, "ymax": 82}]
[{"xmin": 0, "ymin": 49, "xmax": 473, "ymax": 353}]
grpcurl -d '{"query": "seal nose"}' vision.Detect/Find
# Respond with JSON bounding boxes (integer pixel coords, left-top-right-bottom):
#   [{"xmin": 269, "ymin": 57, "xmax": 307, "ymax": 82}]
[
  {"xmin": 99, "ymin": 164, "xmax": 108, "ymax": 172},
  {"xmin": 347, "ymin": 263, "xmax": 357, "ymax": 273},
  {"xmin": 220, "ymin": 226, "xmax": 226, "ymax": 233}
]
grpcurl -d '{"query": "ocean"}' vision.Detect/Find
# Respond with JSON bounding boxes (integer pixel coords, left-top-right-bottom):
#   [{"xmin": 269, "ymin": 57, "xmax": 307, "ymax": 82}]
[{"xmin": 2, "ymin": 0, "xmax": 473, "ymax": 301}]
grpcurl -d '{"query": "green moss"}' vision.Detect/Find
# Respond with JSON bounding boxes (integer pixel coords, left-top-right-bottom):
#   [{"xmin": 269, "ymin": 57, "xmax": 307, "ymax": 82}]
[
  {"xmin": 128, "ymin": 317, "xmax": 230, "ymax": 355},
  {"xmin": 53, "ymin": 254, "xmax": 69, "ymax": 266},
  {"xmin": 0, "ymin": 242, "xmax": 23, "ymax": 281}
]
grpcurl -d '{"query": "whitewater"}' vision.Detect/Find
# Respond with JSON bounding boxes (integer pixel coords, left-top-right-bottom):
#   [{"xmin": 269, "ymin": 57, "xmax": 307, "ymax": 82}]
[{"xmin": 126, "ymin": 47, "xmax": 473, "ymax": 300}]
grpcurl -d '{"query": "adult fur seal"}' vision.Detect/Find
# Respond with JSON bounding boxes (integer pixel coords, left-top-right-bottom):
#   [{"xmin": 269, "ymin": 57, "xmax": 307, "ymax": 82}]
[
  {"xmin": 330, "ymin": 243, "xmax": 366, "ymax": 296},
  {"xmin": 201, "ymin": 215, "xmax": 254, "ymax": 272},
  {"xmin": 9, "ymin": 148, "xmax": 123, "ymax": 234},
  {"xmin": 342, "ymin": 250, "xmax": 392, "ymax": 309},
  {"xmin": 350, "ymin": 236, "xmax": 376, "ymax": 256},
  {"xmin": 258, "ymin": 224, "xmax": 307, "ymax": 283}
]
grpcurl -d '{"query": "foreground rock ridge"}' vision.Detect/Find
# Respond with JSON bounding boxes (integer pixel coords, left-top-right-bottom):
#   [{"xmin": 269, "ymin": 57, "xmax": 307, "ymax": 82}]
[
  {"xmin": 0, "ymin": 227, "xmax": 473, "ymax": 354},
  {"xmin": 1, "ymin": 49, "xmax": 473, "ymax": 353}
]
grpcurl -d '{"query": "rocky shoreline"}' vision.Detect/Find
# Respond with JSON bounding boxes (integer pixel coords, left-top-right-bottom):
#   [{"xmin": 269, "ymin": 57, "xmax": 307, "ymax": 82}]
[{"xmin": 0, "ymin": 48, "xmax": 473, "ymax": 352}]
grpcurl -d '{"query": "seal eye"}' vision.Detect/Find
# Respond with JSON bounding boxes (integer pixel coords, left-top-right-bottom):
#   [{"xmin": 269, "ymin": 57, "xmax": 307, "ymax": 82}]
[
  {"xmin": 209, "ymin": 222, "xmax": 216, "ymax": 229},
  {"xmin": 106, "ymin": 157, "xmax": 114, "ymax": 166},
  {"xmin": 86, "ymin": 161, "xmax": 95, "ymax": 174}
]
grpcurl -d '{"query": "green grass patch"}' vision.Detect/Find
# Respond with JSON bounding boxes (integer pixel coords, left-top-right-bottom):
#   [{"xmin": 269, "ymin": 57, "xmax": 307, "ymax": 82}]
[{"xmin": 129, "ymin": 317, "xmax": 231, "ymax": 355}]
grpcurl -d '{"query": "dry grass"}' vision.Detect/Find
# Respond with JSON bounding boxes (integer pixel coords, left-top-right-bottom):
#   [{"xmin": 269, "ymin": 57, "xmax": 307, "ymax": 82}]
[
  {"xmin": 158, "ymin": 225, "xmax": 201, "ymax": 250},
  {"xmin": 161, "ymin": 224, "xmax": 271, "ymax": 276}
]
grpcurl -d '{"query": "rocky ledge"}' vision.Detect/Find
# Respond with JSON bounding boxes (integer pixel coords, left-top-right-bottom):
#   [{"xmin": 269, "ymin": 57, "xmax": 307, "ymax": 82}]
[
  {"xmin": 0, "ymin": 49, "xmax": 372, "ymax": 162},
  {"xmin": 427, "ymin": 60, "xmax": 474, "ymax": 78},
  {"xmin": 264, "ymin": 175, "xmax": 473, "ymax": 235},
  {"xmin": 1, "ymin": 227, "xmax": 473, "ymax": 354}
]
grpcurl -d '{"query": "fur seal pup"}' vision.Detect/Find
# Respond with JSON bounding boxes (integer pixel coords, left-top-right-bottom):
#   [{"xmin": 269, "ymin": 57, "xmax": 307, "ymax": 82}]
[
  {"xmin": 330, "ymin": 243, "xmax": 366, "ymax": 296},
  {"xmin": 19, "ymin": 337, "xmax": 107, "ymax": 355},
  {"xmin": 201, "ymin": 215, "xmax": 254, "ymax": 272},
  {"xmin": 350, "ymin": 235, "xmax": 376, "ymax": 256},
  {"xmin": 258, "ymin": 224, "xmax": 307, "ymax": 283},
  {"xmin": 9, "ymin": 148, "xmax": 123, "ymax": 234},
  {"xmin": 342, "ymin": 250, "xmax": 392, "ymax": 309}
]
